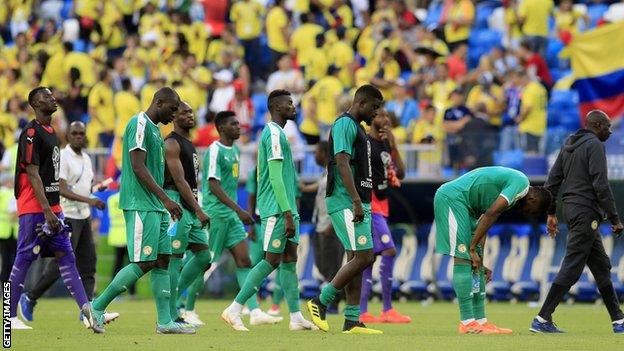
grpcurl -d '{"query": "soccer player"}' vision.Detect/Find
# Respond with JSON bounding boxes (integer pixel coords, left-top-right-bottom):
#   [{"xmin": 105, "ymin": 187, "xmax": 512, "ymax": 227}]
[
  {"xmin": 246, "ymin": 165, "xmax": 284, "ymax": 316},
  {"xmin": 90, "ymin": 87, "xmax": 194, "ymax": 334},
  {"xmin": 9, "ymin": 87, "xmax": 100, "ymax": 332},
  {"xmin": 435, "ymin": 166, "xmax": 551, "ymax": 334},
  {"xmin": 530, "ymin": 110, "xmax": 624, "ymax": 333},
  {"xmin": 162, "ymin": 102, "xmax": 210, "ymax": 326},
  {"xmin": 307, "ymin": 84, "xmax": 384, "ymax": 334},
  {"xmin": 221, "ymin": 90, "xmax": 317, "ymax": 331},
  {"xmin": 198, "ymin": 110, "xmax": 281, "ymax": 325},
  {"xmin": 359, "ymin": 108, "xmax": 410, "ymax": 324}
]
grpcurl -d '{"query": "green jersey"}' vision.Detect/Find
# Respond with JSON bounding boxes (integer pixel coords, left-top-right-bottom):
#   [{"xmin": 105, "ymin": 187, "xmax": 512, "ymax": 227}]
[
  {"xmin": 325, "ymin": 116, "xmax": 370, "ymax": 214},
  {"xmin": 441, "ymin": 166, "xmax": 530, "ymax": 218},
  {"xmin": 257, "ymin": 122, "xmax": 298, "ymax": 219},
  {"xmin": 202, "ymin": 141, "xmax": 240, "ymax": 217},
  {"xmin": 119, "ymin": 112, "xmax": 166, "ymax": 212}
]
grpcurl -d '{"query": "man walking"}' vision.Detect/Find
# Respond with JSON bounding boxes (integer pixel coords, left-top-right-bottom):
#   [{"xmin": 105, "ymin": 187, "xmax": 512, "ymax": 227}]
[{"xmin": 531, "ymin": 110, "xmax": 624, "ymax": 333}]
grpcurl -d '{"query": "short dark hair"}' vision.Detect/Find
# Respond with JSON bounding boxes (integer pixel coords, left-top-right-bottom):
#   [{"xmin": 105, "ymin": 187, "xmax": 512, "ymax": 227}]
[
  {"xmin": 215, "ymin": 110, "xmax": 236, "ymax": 128},
  {"xmin": 63, "ymin": 41, "xmax": 73, "ymax": 52},
  {"xmin": 28, "ymin": 86, "xmax": 49, "ymax": 108},
  {"xmin": 531, "ymin": 186, "xmax": 553, "ymax": 216},
  {"xmin": 354, "ymin": 84, "xmax": 383, "ymax": 103},
  {"xmin": 267, "ymin": 89, "xmax": 291, "ymax": 111},
  {"xmin": 121, "ymin": 77, "xmax": 132, "ymax": 91}
]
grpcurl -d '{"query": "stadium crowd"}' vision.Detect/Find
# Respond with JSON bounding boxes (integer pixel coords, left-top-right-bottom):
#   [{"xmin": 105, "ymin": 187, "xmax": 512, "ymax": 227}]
[{"xmin": 2, "ymin": 0, "xmax": 623, "ymax": 180}]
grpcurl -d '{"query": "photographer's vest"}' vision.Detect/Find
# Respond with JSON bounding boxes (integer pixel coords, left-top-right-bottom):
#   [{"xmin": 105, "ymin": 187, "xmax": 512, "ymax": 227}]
[
  {"xmin": 0, "ymin": 187, "xmax": 17, "ymax": 239},
  {"xmin": 326, "ymin": 113, "xmax": 373, "ymax": 203}
]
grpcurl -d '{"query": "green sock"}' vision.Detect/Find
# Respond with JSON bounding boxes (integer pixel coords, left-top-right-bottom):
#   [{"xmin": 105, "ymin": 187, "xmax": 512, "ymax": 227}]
[
  {"xmin": 272, "ymin": 266, "xmax": 284, "ymax": 305},
  {"xmin": 185, "ymin": 275, "xmax": 204, "ymax": 311},
  {"xmin": 151, "ymin": 268, "xmax": 172, "ymax": 325},
  {"xmin": 344, "ymin": 304, "xmax": 360, "ymax": 322},
  {"xmin": 168, "ymin": 257, "xmax": 183, "ymax": 319},
  {"xmin": 177, "ymin": 249, "xmax": 211, "ymax": 295},
  {"xmin": 453, "ymin": 263, "xmax": 475, "ymax": 322},
  {"xmin": 319, "ymin": 283, "xmax": 339, "ymax": 306},
  {"xmin": 237, "ymin": 268, "xmax": 260, "ymax": 310},
  {"xmin": 279, "ymin": 262, "xmax": 300, "ymax": 312},
  {"xmin": 93, "ymin": 263, "xmax": 144, "ymax": 311},
  {"xmin": 473, "ymin": 268, "xmax": 486, "ymax": 320},
  {"xmin": 235, "ymin": 260, "xmax": 275, "ymax": 305}
]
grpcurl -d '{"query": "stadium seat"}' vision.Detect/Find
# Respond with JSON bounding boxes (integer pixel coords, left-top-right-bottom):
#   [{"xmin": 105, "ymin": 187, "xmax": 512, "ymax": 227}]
[
  {"xmin": 545, "ymin": 127, "xmax": 571, "ymax": 155},
  {"xmin": 399, "ymin": 224, "xmax": 430, "ymax": 299},
  {"xmin": 468, "ymin": 30, "xmax": 503, "ymax": 68},
  {"xmin": 522, "ymin": 156, "xmax": 547, "ymax": 176},
  {"xmin": 588, "ymin": 3, "xmax": 609, "ymax": 28},
  {"xmin": 60, "ymin": 0, "xmax": 73, "ymax": 20},
  {"xmin": 474, "ymin": 3, "xmax": 496, "ymax": 30},
  {"xmin": 493, "ymin": 149, "xmax": 523, "ymax": 170},
  {"xmin": 298, "ymin": 225, "xmax": 320, "ymax": 299},
  {"xmin": 486, "ymin": 225, "xmax": 513, "ymax": 301},
  {"xmin": 424, "ymin": 1, "xmax": 444, "ymax": 26},
  {"xmin": 511, "ymin": 227, "xmax": 556, "ymax": 301}
]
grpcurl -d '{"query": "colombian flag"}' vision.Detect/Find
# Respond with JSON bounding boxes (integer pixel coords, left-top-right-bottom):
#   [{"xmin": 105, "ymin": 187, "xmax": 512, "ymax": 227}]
[{"xmin": 570, "ymin": 21, "xmax": 624, "ymax": 123}]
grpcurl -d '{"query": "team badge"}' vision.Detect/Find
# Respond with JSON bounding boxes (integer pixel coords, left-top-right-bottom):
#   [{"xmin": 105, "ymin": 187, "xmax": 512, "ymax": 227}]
[
  {"xmin": 591, "ymin": 220, "xmax": 598, "ymax": 230},
  {"xmin": 357, "ymin": 235, "xmax": 367, "ymax": 245},
  {"xmin": 458, "ymin": 244, "xmax": 467, "ymax": 253},
  {"xmin": 172, "ymin": 240, "xmax": 181, "ymax": 249},
  {"xmin": 143, "ymin": 246, "xmax": 153, "ymax": 256},
  {"xmin": 381, "ymin": 234, "xmax": 391, "ymax": 244},
  {"xmin": 272, "ymin": 239, "xmax": 281, "ymax": 248},
  {"xmin": 32, "ymin": 245, "xmax": 40, "ymax": 255}
]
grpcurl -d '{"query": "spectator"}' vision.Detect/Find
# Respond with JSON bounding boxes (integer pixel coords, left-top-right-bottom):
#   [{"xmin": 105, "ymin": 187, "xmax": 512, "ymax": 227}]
[
  {"xmin": 479, "ymin": 46, "xmax": 519, "ymax": 84},
  {"xmin": 266, "ymin": 54, "xmax": 305, "ymax": 105},
  {"xmin": 140, "ymin": 76, "xmax": 166, "ymax": 112},
  {"xmin": 503, "ymin": 0, "xmax": 523, "ymax": 50},
  {"xmin": 179, "ymin": 53, "xmax": 212, "ymax": 115},
  {"xmin": 517, "ymin": 70, "xmax": 548, "ymax": 155},
  {"xmin": 194, "ymin": 112, "xmax": 220, "ymax": 148},
  {"xmin": 304, "ymin": 33, "xmax": 329, "ymax": 84},
  {"xmin": 554, "ymin": 0, "xmax": 589, "ymax": 39},
  {"xmin": 425, "ymin": 63, "xmax": 457, "ymax": 118},
  {"xmin": 393, "ymin": 0, "xmax": 419, "ymax": 30},
  {"xmin": 443, "ymin": 89, "xmax": 472, "ymax": 171},
  {"xmin": 460, "ymin": 103, "xmax": 499, "ymax": 170},
  {"xmin": 227, "ymin": 80, "xmax": 255, "ymax": 138},
  {"xmin": 388, "ymin": 111, "xmax": 408, "ymax": 145},
  {"xmin": 518, "ymin": 40, "xmax": 553, "ymax": 90},
  {"xmin": 441, "ymin": 0, "xmax": 475, "ymax": 52},
  {"xmin": 371, "ymin": 46, "xmax": 401, "ymax": 101},
  {"xmin": 411, "ymin": 103, "xmax": 443, "ymax": 178},
  {"xmin": 113, "ymin": 77, "xmax": 140, "ymax": 141},
  {"xmin": 517, "ymin": 0, "xmax": 554, "ymax": 57},
  {"xmin": 209, "ymin": 69, "xmax": 235, "ymax": 114},
  {"xmin": 266, "ymin": 0, "xmax": 290, "ymax": 71},
  {"xmin": 499, "ymin": 68, "xmax": 524, "ymax": 151},
  {"xmin": 290, "ymin": 13, "xmax": 324, "ymax": 66},
  {"xmin": 328, "ymin": 26, "xmax": 355, "ymax": 89},
  {"xmin": 446, "ymin": 43, "xmax": 468, "ymax": 82},
  {"xmin": 302, "ymin": 65, "xmax": 344, "ymax": 142},
  {"xmin": 466, "ymin": 72, "xmax": 505, "ymax": 127},
  {"xmin": 87, "ymin": 70, "xmax": 115, "ymax": 148},
  {"xmin": 386, "ymin": 83, "xmax": 419, "ymax": 128},
  {"xmin": 60, "ymin": 68, "xmax": 89, "ymax": 124},
  {"xmin": 229, "ymin": 0, "xmax": 265, "ymax": 81}
]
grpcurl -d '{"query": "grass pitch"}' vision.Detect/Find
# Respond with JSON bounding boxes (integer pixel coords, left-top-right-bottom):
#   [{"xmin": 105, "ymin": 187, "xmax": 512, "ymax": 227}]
[{"xmin": 10, "ymin": 299, "xmax": 621, "ymax": 350}]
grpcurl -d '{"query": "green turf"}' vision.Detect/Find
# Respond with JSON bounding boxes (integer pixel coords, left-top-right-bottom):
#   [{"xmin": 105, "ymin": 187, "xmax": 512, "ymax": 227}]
[{"xmin": 10, "ymin": 299, "xmax": 622, "ymax": 350}]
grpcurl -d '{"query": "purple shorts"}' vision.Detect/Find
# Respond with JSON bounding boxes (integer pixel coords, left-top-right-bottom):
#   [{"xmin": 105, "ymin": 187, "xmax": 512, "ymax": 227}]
[
  {"xmin": 372, "ymin": 213, "xmax": 395, "ymax": 254},
  {"xmin": 17, "ymin": 212, "xmax": 72, "ymax": 258}
]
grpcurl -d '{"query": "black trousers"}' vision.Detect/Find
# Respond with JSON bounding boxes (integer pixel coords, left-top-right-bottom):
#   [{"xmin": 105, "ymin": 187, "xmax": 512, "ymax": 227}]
[
  {"xmin": 28, "ymin": 218, "xmax": 96, "ymax": 300},
  {"xmin": 540, "ymin": 204, "xmax": 624, "ymax": 321},
  {"xmin": 0, "ymin": 236, "xmax": 17, "ymax": 282}
]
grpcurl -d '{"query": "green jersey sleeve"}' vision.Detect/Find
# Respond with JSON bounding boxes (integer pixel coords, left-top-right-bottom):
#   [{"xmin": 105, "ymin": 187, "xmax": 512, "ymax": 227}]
[
  {"xmin": 332, "ymin": 117, "xmax": 357, "ymax": 157},
  {"xmin": 266, "ymin": 123, "xmax": 284, "ymax": 161},
  {"xmin": 205, "ymin": 144, "xmax": 222, "ymax": 181},
  {"xmin": 125, "ymin": 118, "xmax": 146, "ymax": 152},
  {"xmin": 500, "ymin": 172, "xmax": 530, "ymax": 206}
]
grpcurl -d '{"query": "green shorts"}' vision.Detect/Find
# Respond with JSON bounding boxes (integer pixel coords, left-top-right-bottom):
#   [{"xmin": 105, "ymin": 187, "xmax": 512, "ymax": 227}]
[
  {"xmin": 124, "ymin": 210, "xmax": 171, "ymax": 262},
  {"xmin": 166, "ymin": 190, "xmax": 209, "ymax": 254},
  {"xmin": 261, "ymin": 213, "xmax": 300, "ymax": 254},
  {"xmin": 433, "ymin": 188, "xmax": 478, "ymax": 260},
  {"xmin": 248, "ymin": 223, "xmax": 264, "ymax": 266},
  {"xmin": 208, "ymin": 213, "xmax": 247, "ymax": 263},
  {"xmin": 329, "ymin": 204, "xmax": 373, "ymax": 251}
]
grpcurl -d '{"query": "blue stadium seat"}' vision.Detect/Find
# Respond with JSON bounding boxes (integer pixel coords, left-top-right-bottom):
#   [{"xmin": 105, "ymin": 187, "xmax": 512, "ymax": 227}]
[
  {"xmin": 545, "ymin": 127, "xmax": 571, "ymax": 155},
  {"xmin": 559, "ymin": 108, "xmax": 581, "ymax": 131},
  {"xmin": 546, "ymin": 39, "xmax": 564, "ymax": 69},
  {"xmin": 474, "ymin": 3, "xmax": 496, "ymax": 29},
  {"xmin": 298, "ymin": 224, "xmax": 319, "ymax": 299},
  {"xmin": 487, "ymin": 225, "xmax": 513, "ymax": 301},
  {"xmin": 399, "ymin": 225, "xmax": 430, "ymax": 299},
  {"xmin": 522, "ymin": 156, "xmax": 547, "ymax": 176},
  {"xmin": 468, "ymin": 30, "xmax": 503, "ymax": 68},
  {"xmin": 251, "ymin": 92, "xmax": 268, "ymax": 133},
  {"xmin": 493, "ymin": 149, "xmax": 523, "ymax": 170},
  {"xmin": 61, "ymin": 0, "xmax": 73, "ymax": 20},
  {"xmin": 435, "ymin": 255, "xmax": 455, "ymax": 300},
  {"xmin": 587, "ymin": 3, "xmax": 608, "ymax": 28},
  {"xmin": 424, "ymin": 1, "xmax": 444, "ymax": 26}
]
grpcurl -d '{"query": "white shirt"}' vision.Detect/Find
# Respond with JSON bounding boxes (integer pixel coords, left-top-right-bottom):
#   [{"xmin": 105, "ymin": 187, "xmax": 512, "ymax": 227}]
[{"xmin": 59, "ymin": 145, "xmax": 94, "ymax": 219}]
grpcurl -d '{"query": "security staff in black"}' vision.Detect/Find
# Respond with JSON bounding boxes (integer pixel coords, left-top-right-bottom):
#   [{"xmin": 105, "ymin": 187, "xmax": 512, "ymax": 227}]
[
  {"xmin": 163, "ymin": 101, "xmax": 210, "ymax": 322},
  {"xmin": 531, "ymin": 110, "xmax": 624, "ymax": 333},
  {"xmin": 307, "ymin": 84, "xmax": 384, "ymax": 334}
]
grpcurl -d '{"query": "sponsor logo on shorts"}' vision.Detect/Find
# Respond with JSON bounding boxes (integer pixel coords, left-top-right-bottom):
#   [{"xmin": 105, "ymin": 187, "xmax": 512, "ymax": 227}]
[
  {"xmin": 591, "ymin": 220, "xmax": 598, "ymax": 230},
  {"xmin": 272, "ymin": 239, "xmax": 281, "ymax": 248},
  {"xmin": 32, "ymin": 245, "xmax": 40, "ymax": 255},
  {"xmin": 357, "ymin": 235, "xmax": 367, "ymax": 245},
  {"xmin": 381, "ymin": 234, "xmax": 391, "ymax": 244},
  {"xmin": 143, "ymin": 246, "xmax": 153, "ymax": 256},
  {"xmin": 172, "ymin": 240, "xmax": 181, "ymax": 249},
  {"xmin": 458, "ymin": 244, "xmax": 467, "ymax": 253}
]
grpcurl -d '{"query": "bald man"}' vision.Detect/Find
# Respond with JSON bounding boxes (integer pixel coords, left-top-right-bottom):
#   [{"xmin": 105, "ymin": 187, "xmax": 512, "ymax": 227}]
[
  {"xmin": 530, "ymin": 110, "xmax": 624, "ymax": 334},
  {"xmin": 20, "ymin": 121, "xmax": 112, "ymax": 322}
]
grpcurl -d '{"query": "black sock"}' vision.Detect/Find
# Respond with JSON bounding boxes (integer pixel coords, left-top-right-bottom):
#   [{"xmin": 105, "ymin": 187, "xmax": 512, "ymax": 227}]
[
  {"xmin": 538, "ymin": 283, "xmax": 569, "ymax": 321},
  {"xmin": 343, "ymin": 319, "xmax": 361, "ymax": 331},
  {"xmin": 598, "ymin": 282, "xmax": 624, "ymax": 322}
]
